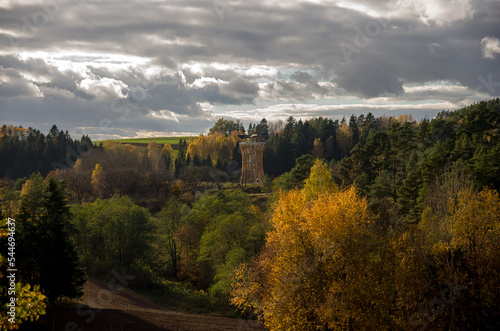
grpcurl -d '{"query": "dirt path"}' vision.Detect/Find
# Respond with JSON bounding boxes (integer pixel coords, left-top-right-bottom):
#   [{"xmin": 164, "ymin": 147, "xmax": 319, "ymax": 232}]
[{"xmin": 28, "ymin": 280, "xmax": 266, "ymax": 331}]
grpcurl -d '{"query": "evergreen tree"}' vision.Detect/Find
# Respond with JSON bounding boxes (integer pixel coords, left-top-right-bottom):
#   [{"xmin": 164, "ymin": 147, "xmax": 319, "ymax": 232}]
[
  {"xmin": 291, "ymin": 120, "xmax": 308, "ymax": 157},
  {"xmin": 205, "ymin": 155, "xmax": 213, "ymax": 167},
  {"xmin": 17, "ymin": 173, "xmax": 86, "ymax": 301},
  {"xmin": 290, "ymin": 154, "xmax": 315, "ymax": 186},
  {"xmin": 255, "ymin": 118, "xmax": 269, "ymax": 137},
  {"xmin": 283, "ymin": 116, "xmax": 296, "ymax": 138},
  {"xmin": 175, "ymin": 139, "xmax": 188, "ymax": 177},
  {"xmin": 349, "ymin": 114, "xmax": 360, "ymax": 146},
  {"xmin": 370, "ymin": 170, "xmax": 395, "ymax": 204},
  {"xmin": 193, "ymin": 154, "xmax": 201, "ymax": 167}
]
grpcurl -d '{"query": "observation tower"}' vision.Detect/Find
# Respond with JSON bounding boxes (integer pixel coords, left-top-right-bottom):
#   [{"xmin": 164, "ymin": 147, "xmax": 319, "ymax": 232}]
[{"xmin": 239, "ymin": 134, "xmax": 265, "ymax": 184}]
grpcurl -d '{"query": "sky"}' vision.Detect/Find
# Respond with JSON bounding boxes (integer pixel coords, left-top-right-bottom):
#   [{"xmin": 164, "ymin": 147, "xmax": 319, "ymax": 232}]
[{"xmin": 1, "ymin": 0, "xmax": 499, "ymax": 140}]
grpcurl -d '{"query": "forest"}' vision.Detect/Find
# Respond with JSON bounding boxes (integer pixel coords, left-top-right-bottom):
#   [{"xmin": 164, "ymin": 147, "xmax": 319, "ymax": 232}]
[{"xmin": 1, "ymin": 98, "xmax": 500, "ymax": 330}]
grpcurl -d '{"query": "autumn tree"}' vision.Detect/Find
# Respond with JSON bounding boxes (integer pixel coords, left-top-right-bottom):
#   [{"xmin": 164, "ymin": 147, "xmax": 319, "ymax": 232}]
[
  {"xmin": 302, "ymin": 158, "xmax": 337, "ymax": 200},
  {"xmin": 311, "ymin": 137, "xmax": 324, "ymax": 159},
  {"xmin": 91, "ymin": 163, "xmax": 107, "ymax": 198},
  {"xmin": 65, "ymin": 159, "xmax": 92, "ymax": 203},
  {"xmin": 147, "ymin": 141, "xmax": 164, "ymax": 171},
  {"xmin": 187, "ymin": 132, "xmax": 242, "ymax": 167},
  {"xmin": 336, "ymin": 118, "xmax": 353, "ymax": 159},
  {"xmin": 232, "ymin": 185, "xmax": 381, "ymax": 330},
  {"xmin": 162, "ymin": 143, "xmax": 175, "ymax": 170}
]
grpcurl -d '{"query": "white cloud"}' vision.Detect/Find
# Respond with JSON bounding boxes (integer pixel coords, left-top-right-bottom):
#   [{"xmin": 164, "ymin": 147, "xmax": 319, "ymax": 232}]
[
  {"xmin": 148, "ymin": 109, "xmax": 180, "ymax": 123},
  {"xmin": 336, "ymin": 1, "xmax": 382, "ymax": 18},
  {"xmin": 133, "ymin": 129, "xmax": 198, "ymax": 138},
  {"xmin": 79, "ymin": 77, "xmax": 127, "ymax": 101},
  {"xmin": 189, "ymin": 77, "xmax": 227, "ymax": 89},
  {"xmin": 396, "ymin": 0, "xmax": 474, "ymax": 26},
  {"xmin": 481, "ymin": 36, "xmax": 500, "ymax": 59}
]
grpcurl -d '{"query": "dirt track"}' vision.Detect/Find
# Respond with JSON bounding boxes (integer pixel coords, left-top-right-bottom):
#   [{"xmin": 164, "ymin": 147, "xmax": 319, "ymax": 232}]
[{"xmin": 25, "ymin": 280, "xmax": 266, "ymax": 331}]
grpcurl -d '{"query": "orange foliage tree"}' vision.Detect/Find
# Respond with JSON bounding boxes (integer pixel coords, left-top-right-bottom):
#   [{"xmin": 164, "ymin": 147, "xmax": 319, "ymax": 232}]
[
  {"xmin": 232, "ymin": 185, "xmax": 382, "ymax": 330},
  {"xmin": 186, "ymin": 131, "xmax": 242, "ymax": 166}
]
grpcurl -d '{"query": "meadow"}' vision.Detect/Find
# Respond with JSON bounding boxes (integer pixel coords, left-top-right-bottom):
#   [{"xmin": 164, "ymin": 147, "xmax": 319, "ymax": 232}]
[{"xmin": 95, "ymin": 136, "xmax": 192, "ymax": 145}]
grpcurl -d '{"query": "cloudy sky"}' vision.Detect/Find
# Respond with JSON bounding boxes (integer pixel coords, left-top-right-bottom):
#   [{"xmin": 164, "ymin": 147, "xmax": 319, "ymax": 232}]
[{"xmin": 1, "ymin": 0, "xmax": 499, "ymax": 140}]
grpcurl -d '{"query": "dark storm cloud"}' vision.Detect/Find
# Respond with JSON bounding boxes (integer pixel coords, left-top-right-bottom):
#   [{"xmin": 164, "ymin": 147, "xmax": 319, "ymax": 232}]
[
  {"xmin": 264, "ymin": 80, "xmax": 329, "ymax": 100},
  {"xmin": 219, "ymin": 77, "xmax": 259, "ymax": 101},
  {"xmin": 329, "ymin": 1, "xmax": 500, "ymax": 97},
  {"xmin": 335, "ymin": 53, "xmax": 405, "ymax": 98},
  {"xmin": 1, "ymin": 1, "xmax": 364, "ymax": 66},
  {"xmin": 0, "ymin": 67, "xmax": 38, "ymax": 97},
  {"xmin": 0, "ymin": 55, "xmax": 50, "ymax": 75},
  {"xmin": 140, "ymin": 80, "xmax": 204, "ymax": 117},
  {"xmin": 291, "ymin": 71, "xmax": 315, "ymax": 84}
]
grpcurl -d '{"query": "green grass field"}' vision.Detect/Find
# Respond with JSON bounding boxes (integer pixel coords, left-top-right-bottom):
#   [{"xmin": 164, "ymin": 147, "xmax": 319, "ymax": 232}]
[{"xmin": 95, "ymin": 136, "xmax": 192, "ymax": 145}]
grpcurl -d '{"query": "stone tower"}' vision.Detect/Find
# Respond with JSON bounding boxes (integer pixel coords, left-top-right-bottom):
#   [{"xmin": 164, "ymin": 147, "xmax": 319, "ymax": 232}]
[{"xmin": 239, "ymin": 141, "xmax": 265, "ymax": 184}]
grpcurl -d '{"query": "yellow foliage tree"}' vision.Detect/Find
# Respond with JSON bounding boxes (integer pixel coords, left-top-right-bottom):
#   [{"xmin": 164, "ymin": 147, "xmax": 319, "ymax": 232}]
[
  {"xmin": 147, "ymin": 141, "xmax": 163, "ymax": 171},
  {"xmin": 162, "ymin": 143, "xmax": 175, "ymax": 170},
  {"xmin": 302, "ymin": 158, "xmax": 337, "ymax": 200},
  {"xmin": 311, "ymin": 138, "xmax": 324, "ymax": 159},
  {"xmin": 186, "ymin": 131, "xmax": 242, "ymax": 166},
  {"xmin": 91, "ymin": 163, "xmax": 106, "ymax": 198},
  {"xmin": 231, "ymin": 187, "xmax": 376, "ymax": 330}
]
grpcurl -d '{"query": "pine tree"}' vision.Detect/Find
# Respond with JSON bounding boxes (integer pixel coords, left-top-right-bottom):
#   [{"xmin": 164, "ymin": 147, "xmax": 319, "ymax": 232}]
[{"xmin": 17, "ymin": 174, "xmax": 86, "ymax": 301}]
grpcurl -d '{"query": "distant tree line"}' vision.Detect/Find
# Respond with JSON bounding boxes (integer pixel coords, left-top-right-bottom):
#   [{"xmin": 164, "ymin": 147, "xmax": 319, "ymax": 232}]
[{"xmin": 0, "ymin": 124, "xmax": 92, "ymax": 179}]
